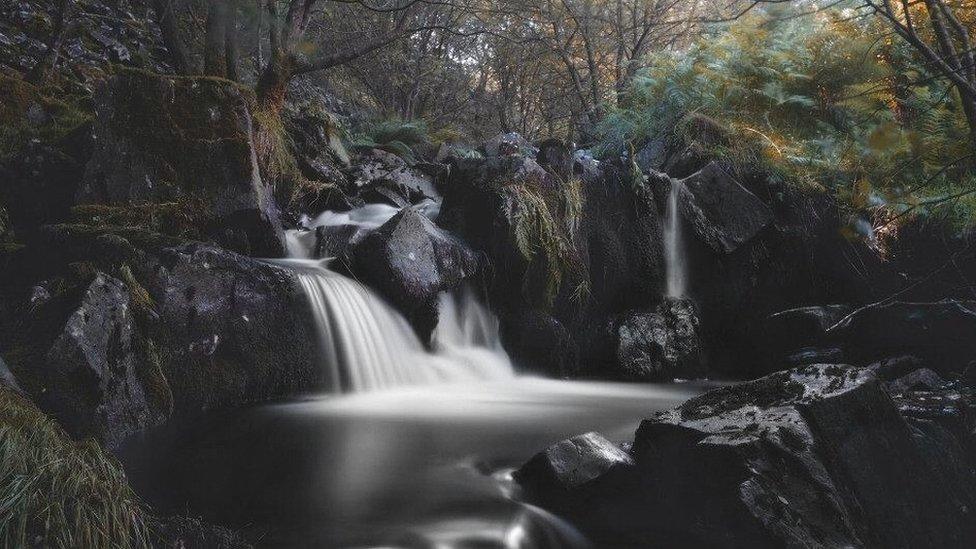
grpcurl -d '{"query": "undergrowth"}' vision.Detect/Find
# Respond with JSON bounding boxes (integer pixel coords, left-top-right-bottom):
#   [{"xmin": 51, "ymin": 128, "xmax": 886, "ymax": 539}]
[
  {"xmin": 504, "ymin": 171, "xmax": 589, "ymax": 307},
  {"xmin": 597, "ymin": 6, "xmax": 976, "ymax": 245},
  {"xmin": 0, "ymin": 389, "xmax": 151, "ymax": 548}
]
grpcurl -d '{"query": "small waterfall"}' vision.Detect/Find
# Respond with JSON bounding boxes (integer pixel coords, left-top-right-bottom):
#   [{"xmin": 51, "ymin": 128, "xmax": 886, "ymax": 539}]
[
  {"xmin": 286, "ymin": 259, "xmax": 514, "ymax": 392},
  {"xmin": 664, "ymin": 180, "xmax": 687, "ymax": 298}
]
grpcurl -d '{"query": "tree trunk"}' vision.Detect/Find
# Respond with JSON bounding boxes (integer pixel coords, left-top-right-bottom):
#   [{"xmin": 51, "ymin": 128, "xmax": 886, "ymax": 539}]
[
  {"xmin": 204, "ymin": 0, "xmax": 228, "ymax": 77},
  {"xmin": 256, "ymin": 51, "xmax": 293, "ymax": 112},
  {"xmin": 958, "ymin": 87, "xmax": 976, "ymax": 153},
  {"xmin": 152, "ymin": 0, "xmax": 193, "ymax": 74},
  {"xmin": 225, "ymin": 3, "xmax": 241, "ymax": 82}
]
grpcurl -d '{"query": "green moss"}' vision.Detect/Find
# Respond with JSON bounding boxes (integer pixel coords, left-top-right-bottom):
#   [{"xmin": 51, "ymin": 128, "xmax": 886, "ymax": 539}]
[
  {"xmin": 0, "ymin": 389, "xmax": 151, "ymax": 548},
  {"xmin": 71, "ymin": 201, "xmax": 212, "ymax": 242},
  {"xmin": 0, "ymin": 75, "xmax": 91, "ymax": 160},
  {"xmin": 253, "ymin": 105, "xmax": 306, "ymax": 204}
]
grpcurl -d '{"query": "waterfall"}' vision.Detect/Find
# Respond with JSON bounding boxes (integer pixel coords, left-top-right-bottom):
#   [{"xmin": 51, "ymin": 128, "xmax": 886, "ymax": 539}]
[
  {"xmin": 284, "ymin": 259, "xmax": 514, "ymax": 392},
  {"xmin": 664, "ymin": 180, "xmax": 687, "ymax": 298}
]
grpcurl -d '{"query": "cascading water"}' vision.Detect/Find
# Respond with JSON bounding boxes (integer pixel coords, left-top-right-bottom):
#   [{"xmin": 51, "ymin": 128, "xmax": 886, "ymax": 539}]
[
  {"xmin": 664, "ymin": 180, "xmax": 688, "ymax": 298},
  {"xmin": 284, "ymin": 259, "xmax": 514, "ymax": 392},
  {"xmin": 281, "ymin": 201, "xmax": 512, "ymax": 392}
]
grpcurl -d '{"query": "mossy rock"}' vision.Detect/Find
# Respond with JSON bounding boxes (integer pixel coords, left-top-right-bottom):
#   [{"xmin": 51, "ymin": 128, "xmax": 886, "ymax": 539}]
[
  {"xmin": 78, "ymin": 68, "xmax": 285, "ymax": 257},
  {"xmin": 0, "ymin": 75, "xmax": 91, "ymax": 160}
]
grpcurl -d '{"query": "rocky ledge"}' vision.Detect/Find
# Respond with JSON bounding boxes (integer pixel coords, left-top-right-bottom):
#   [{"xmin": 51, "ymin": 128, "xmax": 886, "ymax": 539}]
[{"xmin": 516, "ymin": 363, "xmax": 976, "ymax": 548}]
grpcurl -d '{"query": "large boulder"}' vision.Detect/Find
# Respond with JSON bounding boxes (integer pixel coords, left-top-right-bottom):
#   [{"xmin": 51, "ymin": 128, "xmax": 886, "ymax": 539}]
[
  {"xmin": 148, "ymin": 243, "xmax": 320, "ymax": 416},
  {"xmin": 78, "ymin": 69, "xmax": 285, "ymax": 257},
  {"xmin": 674, "ymin": 162, "xmax": 773, "ymax": 254},
  {"xmin": 353, "ymin": 207, "xmax": 479, "ymax": 341},
  {"xmin": 518, "ymin": 364, "xmax": 976, "ymax": 547},
  {"xmin": 2, "ymin": 224, "xmax": 320, "ymax": 445},
  {"xmin": 613, "ymin": 298, "xmax": 702, "ymax": 381},
  {"xmin": 41, "ymin": 272, "xmax": 165, "ymax": 449},
  {"xmin": 347, "ymin": 148, "xmax": 439, "ymax": 202}
]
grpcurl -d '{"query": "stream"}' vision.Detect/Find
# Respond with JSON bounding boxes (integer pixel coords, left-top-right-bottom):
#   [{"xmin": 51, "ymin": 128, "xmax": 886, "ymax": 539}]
[{"xmin": 122, "ymin": 378, "xmax": 705, "ymax": 548}]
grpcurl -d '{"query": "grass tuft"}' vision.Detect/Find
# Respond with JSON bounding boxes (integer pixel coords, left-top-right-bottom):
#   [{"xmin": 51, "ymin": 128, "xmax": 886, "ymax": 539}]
[{"xmin": 0, "ymin": 389, "xmax": 151, "ymax": 548}]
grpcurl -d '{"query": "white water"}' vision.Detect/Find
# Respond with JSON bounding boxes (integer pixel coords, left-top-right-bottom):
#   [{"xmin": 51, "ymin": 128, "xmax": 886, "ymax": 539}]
[
  {"xmin": 664, "ymin": 180, "xmax": 688, "ymax": 298},
  {"xmin": 283, "ymin": 259, "xmax": 514, "ymax": 392},
  {"xmin": 141, "ymin": 202, "xmax": 705, "ymax": 548},
  {"xmin": 286, "ymin": 199, "xmax": 440, "ymax": 259}
]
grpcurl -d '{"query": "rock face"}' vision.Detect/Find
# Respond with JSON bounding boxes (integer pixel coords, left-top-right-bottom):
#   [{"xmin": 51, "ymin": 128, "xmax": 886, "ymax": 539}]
[
  {"xmin": 2, "ymin": 223, "xmax": 320, "ymax": 447},
  {"xmin": 78, "ymin": 69, "xmax": 285, "ymax": 257},
  {"xmin": 675, "ymin": 162, "xmax": 773, "ymax": 254},
  {"xmin": 148, "ymin": 243, "xmax": 319, "ymax": 416},
  {"xmin": 42, "ymin": 273, "xmax": 163, "ymax": 449},
  {"xmin": 826, "ymin": 300, "xmax": 976, "ymax": 372},
  {"xmin": 614, "ymin": 298, "xmax": 702, "ymax": 381},
  {"xmin": 439, "ymin": 135, "xmax": 664, "ymax": 375},
  {"xmin": 353, "ymin": 207, "xmax": 479, "ymax": 340},
  {"xmin": 518, "ymin": 364, "xmax": 976, "ymax": 548}
]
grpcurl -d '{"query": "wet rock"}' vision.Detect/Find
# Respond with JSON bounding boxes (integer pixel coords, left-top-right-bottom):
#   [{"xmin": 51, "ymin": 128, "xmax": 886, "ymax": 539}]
[
  {"xmin": 42, "ymin": 272, "xmax": 163, "ymax": 449},
  {"xmin": 149, "ymin": 243, "xmax": 319, "ymax": 416},
  {"xmin": 353, "ymin": 207, "xmax": 479, "ymax": 341},
  {"xmin": 500, "ymin": 310, "xmax": 578, "ymax": 377},
  {"xmin": 313, "ymin": 224, "xmax": 368, "ymax": 264},
  {"xmin": 78, "ymin": 69, "xmax": 285, "ymax": 257},
  {"xmin": 515, "ymin": 432, "xmax": 641, "ymax": 545},
  {"xmin": 530, "ymin": 364, "xmax": 976, "ymax": 547},
  {"xmin": 826, "ymin": 300, "xmax": 976, "ymax": 373},
  {"xmin": 614, "ymin": 298, "xmax": 702, "ymax": 381},
  {"xmin": 676, "ymin": 162, "xmax": 773, "ymax": 254},
  {"xmin": 347, "ymin": 148, "xmax": 438, "ymax": 201},
  {"xmin": 516, "ymin": 432, "xmax": 634, "ymax": 492}
]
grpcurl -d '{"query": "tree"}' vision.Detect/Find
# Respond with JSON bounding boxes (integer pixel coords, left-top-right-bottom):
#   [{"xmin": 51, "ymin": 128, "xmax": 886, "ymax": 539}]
[{"xmin": 862, "ymin": 0, "xmax": 976, "ymax": 148}]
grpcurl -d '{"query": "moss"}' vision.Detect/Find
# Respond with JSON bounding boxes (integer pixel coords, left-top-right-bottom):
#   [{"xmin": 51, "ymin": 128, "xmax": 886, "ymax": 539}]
[
  {"xmin": 99, "ymin": 68, "xmax": 256, "ymax": 198},
  {"xmin": 252, "ymin": 105, "xmax": 306, "ymax": 204},
  {"xmin": 0, "ymin": 389, "xmax": 151, "ymax": 548},
  {"xmin": 71, "ymin": 201, "xmax": 212, "ymax": 242},
  {"xmin": 0, "ymin": 75, "xmax": 91, "ymax": 160}
]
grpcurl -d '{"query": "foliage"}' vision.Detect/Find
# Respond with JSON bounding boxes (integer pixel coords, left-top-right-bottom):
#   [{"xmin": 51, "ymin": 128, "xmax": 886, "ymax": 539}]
[
  {"xmin": 503, "ymin": 172, "xmax": 588, "ymax": 307},
  {"xmin": 0, "ymin": 389, "xmax": 151, "ymax": 548},
  {"xmin": 598, "ymin": 7, "xmax": 976, "ymax": 240},
  {"xmin": 350, "ymin": 119, "xmax": 431, "ymax": 162}
]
